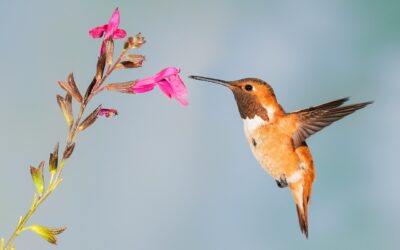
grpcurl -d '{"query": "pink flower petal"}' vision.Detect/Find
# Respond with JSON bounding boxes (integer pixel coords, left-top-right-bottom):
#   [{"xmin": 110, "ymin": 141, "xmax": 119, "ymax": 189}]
[
  {"xmin": 132, "ymin": 84, "xmax": 156, "ymax": 93},
  {"xmin": 174, "ymin": 95, "xmax": 189, "ymax": 106},
  {"xmin": 112, "ymin": 29, "xmax": 127, "ymax": 39},
  {"xmin": 133, "ymin": 68, "xmax": 177, "ymax": 90},
  {"xmin": 133, "ymin": 73, "xmax": 160, "ymax": 88},
  {"xmin": 157, "ymin": 80, "xmax": 174, "ymax": 98},
  {"xmin": 89, "ymin": 25, "xmax": 107, "ymax": 38},
  {"xmin": 166, "ymin": 74, "xmax": 188, "ymax": 97},
  {"xmin": 155, "ymin": 67, "xmax": 180, "ymax": 81},
  {"xmin": 104, "ymin": 8, "xmax": 121, "ymax": 39},
  {"xmin": 88, "ymin": 8, "xmax": 127, "ymax": 56},
  {"xmin": 133, "ymin": 67, "xmax": 188, "ymax": 105}
]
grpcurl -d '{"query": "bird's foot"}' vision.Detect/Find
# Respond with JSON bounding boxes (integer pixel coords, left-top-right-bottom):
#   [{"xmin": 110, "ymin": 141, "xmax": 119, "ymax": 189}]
[{"xmin": 276, "ymin": 177, "xmax": 288, "ymax": 188}]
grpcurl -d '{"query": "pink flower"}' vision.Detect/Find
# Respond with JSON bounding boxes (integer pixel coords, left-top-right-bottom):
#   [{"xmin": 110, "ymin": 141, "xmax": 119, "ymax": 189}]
[
  {"xmin": 98, "ymin": 108, "xmax": 118, "ymax": 118},
  {"xmin": 89, "ymin": 8, "xmax": 127, "ymax": 54},
  {"xmin": 133, "ymin": 67, "xmax": 189, "ymax": 106}
]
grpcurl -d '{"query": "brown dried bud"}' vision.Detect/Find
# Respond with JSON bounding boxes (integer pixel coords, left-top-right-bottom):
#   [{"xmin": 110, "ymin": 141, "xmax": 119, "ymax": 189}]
[
  {"xmin": 57, "ymin": 74, "xmax": 83, "ymax": 104},
  {"xmin": 84, "ymin": 77, "xmax": 96, "ymax": 103},
  {"xmin": 67, "ymin": 73, "xmax": 83, "ymax": 103},
  {"xmin": 104, "ymin": 81, "xmax": 135, "ymax": 94},
  {"xmin": 124, "ymin": 37, "xmax": 133, "ymax": 50},
  {"xmin": 124, "ymin": 33, "xmax": 145, "ymax": 50},
  {"xmin": 57, "ymin": 80, "xmax": 70, "ymax": 94},
  {"xmin": 49, "ymin": 143, "xmax": 59, "ymax": 174},
  {"xmin": 78, "ymin": 105, "xmax": 102, "ymax": 132},
  {"xmin": 115, "ymin": 55, "xmax": 145, "ymax": 69},
  {"xmin": 96, "ymin": 53, "xmax": 106, "ymax": 82},
  {"xmin": 83, "ymin": 54, "xmax": 106, "ymax": 103},
  {"xmin": 105, "ymin": 39, "xmax": 114, "ymax": 66},
  {"xmin": 63, "ymin": 143, "xmax": 75, "ymax": 159},
  {"xmin": 56, "ymin": 95, "xmax": 73, "ymax": 127}
]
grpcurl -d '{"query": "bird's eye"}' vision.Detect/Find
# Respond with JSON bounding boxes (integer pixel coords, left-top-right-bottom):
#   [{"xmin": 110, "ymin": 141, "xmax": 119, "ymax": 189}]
[{"xmin": 244, "ymin": 84, "xmax": 253, "ymax": 91}]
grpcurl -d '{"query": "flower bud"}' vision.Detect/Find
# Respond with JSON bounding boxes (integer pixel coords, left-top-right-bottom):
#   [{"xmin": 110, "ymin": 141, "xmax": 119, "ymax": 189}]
[
  {"xmin": 25, "ymin": 225, "xmax": 66, "ymax": 245},
  {"xmin": 124, "ymin": 33, "xmax": 145, "ymax": 50},
  {"xmin": 98, "ymin": 108, "xmax": 118, "ymax": 118},
  {"xmin": 115, "ymin": 55, "xmax": 145, "ymax": 69},
  {"xmin": 56, "ymin": 95, "xmax": 73, "ymax": 127},
  {"xmin": 49, "ymin": 143, "xmax": 59, "ymax": 174},
  {"xmin": 78, "ymin": 105, "xmax": 102, "ymax": 132},
  {"xmin": 30, "ymin": 161, "xmax": 45, "ymax": 195}
]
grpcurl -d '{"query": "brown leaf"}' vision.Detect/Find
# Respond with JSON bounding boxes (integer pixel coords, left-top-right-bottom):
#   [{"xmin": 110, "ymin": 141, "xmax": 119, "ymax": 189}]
[
  {"xmin": 63, "ymin": 143, "xmax": 75, "ymax": 159},
  {"xmin": 78, "ymin": 105, "xmax": 102, "ymax": 132}
]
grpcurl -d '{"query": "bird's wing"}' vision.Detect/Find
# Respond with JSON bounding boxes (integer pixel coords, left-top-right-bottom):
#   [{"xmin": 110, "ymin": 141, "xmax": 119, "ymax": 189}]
[{"xmin": 288, "ymin": 97, "xmax": 372, "ymax": 148}]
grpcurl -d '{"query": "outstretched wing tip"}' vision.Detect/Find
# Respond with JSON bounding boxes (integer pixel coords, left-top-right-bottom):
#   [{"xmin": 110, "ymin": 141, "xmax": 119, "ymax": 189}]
[{"xmin": 291, "ymin": 98, "xmax": 372, "ymax": 147}]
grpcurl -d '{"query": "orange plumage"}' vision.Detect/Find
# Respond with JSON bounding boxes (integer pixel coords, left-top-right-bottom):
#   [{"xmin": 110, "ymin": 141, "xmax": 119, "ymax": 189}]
[{"xmin": 190, "ymin": 75, "xmax": 372, "ymax": 238}]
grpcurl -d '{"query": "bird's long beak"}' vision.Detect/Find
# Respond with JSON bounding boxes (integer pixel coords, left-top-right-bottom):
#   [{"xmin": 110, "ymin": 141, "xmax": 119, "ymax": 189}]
[{"xmin": 189, "ymin": 75, "xmax": 232, "ymax": 88}]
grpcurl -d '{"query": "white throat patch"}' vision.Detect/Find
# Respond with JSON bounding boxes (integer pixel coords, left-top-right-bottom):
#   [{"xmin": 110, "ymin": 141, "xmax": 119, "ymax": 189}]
[
  {"xmin": 243, "ymin": 115, "xmax": 267, "ymax": 135},
  {"xmin": 263, "ymin": 105, "xmax": 275, "ymax": 121}
]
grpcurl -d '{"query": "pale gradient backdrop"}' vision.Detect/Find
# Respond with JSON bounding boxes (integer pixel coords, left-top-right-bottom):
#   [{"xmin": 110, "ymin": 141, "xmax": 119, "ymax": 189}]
[{"xmin": 0, "ymin": 0, "xmax": 399, "ymax": 249}]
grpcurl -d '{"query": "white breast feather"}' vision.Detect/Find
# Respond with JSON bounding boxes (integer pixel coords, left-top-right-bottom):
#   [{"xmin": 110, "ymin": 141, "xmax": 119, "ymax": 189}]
[
  {"xmin": 243, "ymin": 115, "xmax": 266, "ymax": 137},
  {"xmin": 261, "ymin": 105, "xmax": 275, "ymax": 121}
]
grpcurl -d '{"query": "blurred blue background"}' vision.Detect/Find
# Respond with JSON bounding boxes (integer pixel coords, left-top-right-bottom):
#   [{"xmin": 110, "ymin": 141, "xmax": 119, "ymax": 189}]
[{"xmin": 0, "ymin": 0, "xmax": 398, "ymax": 249}]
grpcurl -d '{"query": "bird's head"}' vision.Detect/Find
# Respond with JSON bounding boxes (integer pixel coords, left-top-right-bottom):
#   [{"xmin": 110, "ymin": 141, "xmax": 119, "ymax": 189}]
[{"xmin": 189, "ymin": 75, "xmax": 277, "ymax": 120}]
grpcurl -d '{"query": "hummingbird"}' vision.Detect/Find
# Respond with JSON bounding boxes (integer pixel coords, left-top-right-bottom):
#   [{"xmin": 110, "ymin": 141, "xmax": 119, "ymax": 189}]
[{"xmin": 189, "ymin": 75, "xmax": 372, "ymax": 238}]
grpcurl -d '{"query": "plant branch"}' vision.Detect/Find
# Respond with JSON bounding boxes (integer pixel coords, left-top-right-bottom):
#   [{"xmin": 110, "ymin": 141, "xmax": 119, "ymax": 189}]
[{"xmin": 2, "ymin": 48, "xmax": 128, "ymax": 250}]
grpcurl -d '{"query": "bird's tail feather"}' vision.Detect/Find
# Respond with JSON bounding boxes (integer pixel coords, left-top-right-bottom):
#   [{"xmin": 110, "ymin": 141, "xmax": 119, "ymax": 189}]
[
  {"xmin": 289, "ymin": 173, "xmax": 312, "ymax": 238},
  {"xmin": 291, "ymin": 144, "xmax": 315, "ymax": 239},
  {"xmin": 295, "ymin": 191, "xmax": 310, "ymax": 239}
]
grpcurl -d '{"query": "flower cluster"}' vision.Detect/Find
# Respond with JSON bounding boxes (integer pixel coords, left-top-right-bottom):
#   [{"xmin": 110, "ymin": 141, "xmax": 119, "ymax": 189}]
[{"xmin": 90, "ymin": 8, "xmax": 188, "ymax": 109}]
